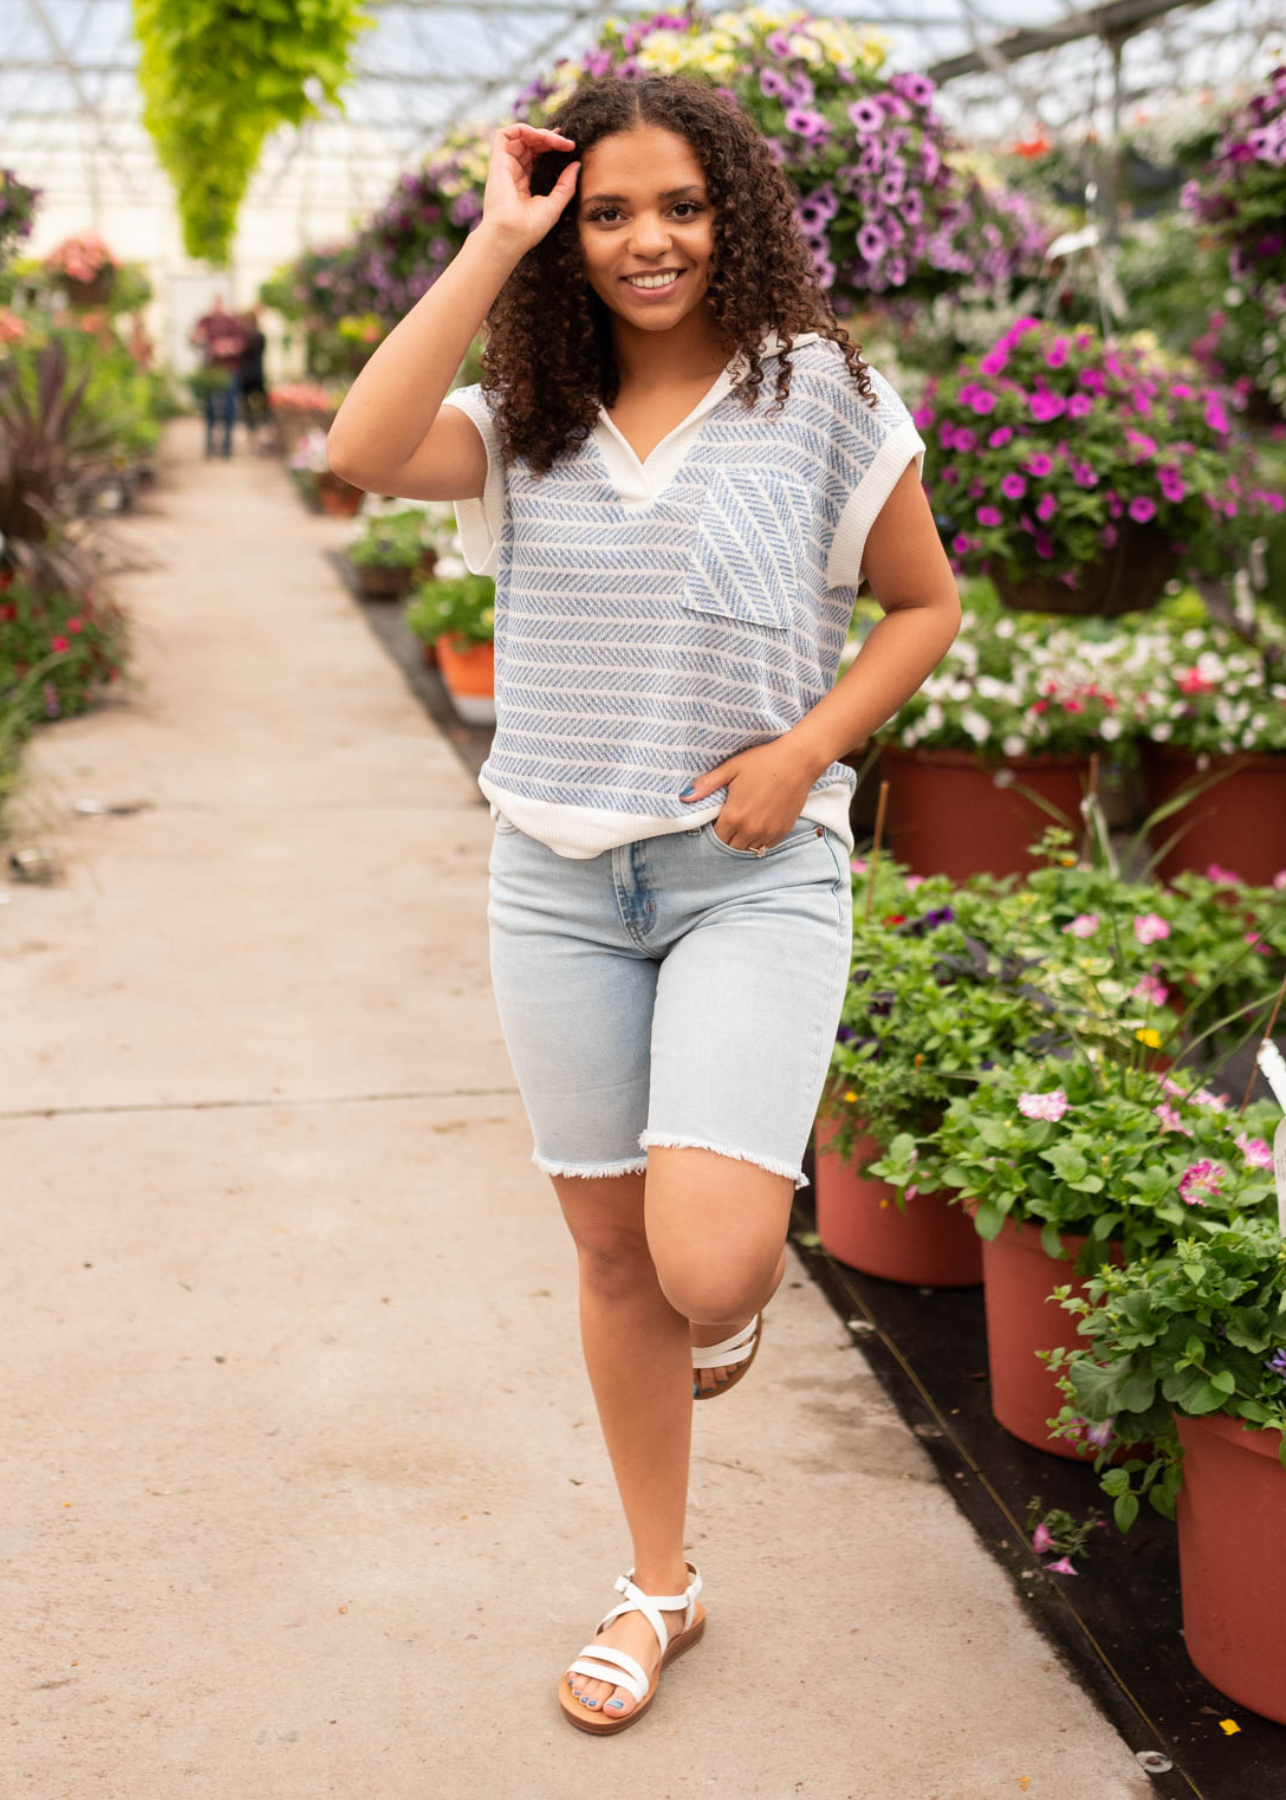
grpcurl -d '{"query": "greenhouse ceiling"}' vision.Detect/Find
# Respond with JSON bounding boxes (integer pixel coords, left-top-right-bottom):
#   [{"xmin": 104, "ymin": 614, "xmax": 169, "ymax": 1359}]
[{"xmin": 3, "ymin": 0, "xmax": 1282, "ymax": 254}]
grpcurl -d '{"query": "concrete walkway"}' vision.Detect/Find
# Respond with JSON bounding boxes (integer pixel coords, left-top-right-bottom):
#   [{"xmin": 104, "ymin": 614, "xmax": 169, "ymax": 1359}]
[{"xmin": 2, "ymin": 417, "xmax": 1153, "ymax": 1800}]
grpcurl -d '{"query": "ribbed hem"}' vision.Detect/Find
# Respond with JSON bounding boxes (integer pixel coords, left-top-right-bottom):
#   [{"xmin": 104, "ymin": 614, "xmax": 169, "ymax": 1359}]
[
  {"xmin": 440, "ymin": 390, "xmax": 502, "ymax": 578},
  {"xmin": 826, "ymin": 419, "xmax": 927, "ymax": 591}
]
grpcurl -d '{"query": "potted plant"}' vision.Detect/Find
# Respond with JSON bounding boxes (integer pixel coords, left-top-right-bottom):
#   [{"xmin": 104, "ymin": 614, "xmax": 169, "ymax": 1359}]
[
  {"xmin": 878, "ymin": 590, "xmax": 1138, "ymax": 877},
  {"xmin": 287, "ymin": 426, "xmax": 329, "ymax": 511},
  {"xmin": 1051, "ymin": 1216, "xmax": 1286, "ymax": 1723},
  {"xmin": 1124, "ymin": 611, "xmax": 1286, "ymax": 884},
  {"xmin": 931, "ymin": 1056, "xmax": 1280, "ymax": 1457},
  {"xmin": 405, "ymin": 561, "xmax": 494, "ymax": 721},
  {"xmin": 346, "ymin": 508, "xmax": 436, "ymax": 599},
  {"xmin": 816, "ymin": 860, "xmax": 1020, "ymax": 1288},
  {"xmin": 919, "ymin": 316, "xmax": 1264, "ymax": 616}
]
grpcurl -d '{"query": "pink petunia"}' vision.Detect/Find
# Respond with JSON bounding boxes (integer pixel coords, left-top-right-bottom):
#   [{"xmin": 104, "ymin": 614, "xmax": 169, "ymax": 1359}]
[
  {"xmin": 1128, "ymin": 495, "xmax": 1157, "ymax": 523},
  {"xmin": 1178, "ymin": 1159, "xmax": 1225, "ymax": 1206},
  {"xmin": 1133, "ymin": 912, "xmax": 1171, "ymax": 946},
  {"xmin": 1031, "ymin": 1522, "xmax": 1056, "ymax": 1553},
  {"xmin": 1047, "ymin": 1557, "xmax": 1078, "ymax": 1575},
  {"xmin": 1024, "ymin": 453, "xmax": 1053, "ymax": 477},
  {"xmin": 1133, "ymin": 971, "xmax": 1169, "ymax": 1006},
  {"xmin": 1018, "ymin": 1089, "xmax": 1069, "ymax": 1123},
  {"xmin": 1062, "ymin": 913, "xmax": 1099, "ymax": 938},
  {"xmin": 1001, "ymin": 472, "xmax": 1027, "ymax": 500},
  {"xmin": 976, "ymin": 505, "xmax": 1003, "ymax": 528},
  {"xmin": 988, "ymin": 426, "xmax": 1013, "ymax": 448},
  {"xmin": 1153, "ymin": 1102, "xmax": 1193, "ymax": 1137},
  {"xmin": 1205, "ymin": 862, "xmax": 1242, "ymax": 885},
  {"xmin": 1235, "ymin": 1132, "xmax": 1273, "ymax": 1171},
  {"xmin": 1036, "ymin": 493, "xmax": 1058, "ymax": 522}
]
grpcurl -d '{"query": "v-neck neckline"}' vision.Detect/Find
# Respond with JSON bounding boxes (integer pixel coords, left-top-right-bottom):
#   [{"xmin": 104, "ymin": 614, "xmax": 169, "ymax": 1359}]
[{"xmin": 596, "ymin": 365, "xmax": 734, "ymax": 479}]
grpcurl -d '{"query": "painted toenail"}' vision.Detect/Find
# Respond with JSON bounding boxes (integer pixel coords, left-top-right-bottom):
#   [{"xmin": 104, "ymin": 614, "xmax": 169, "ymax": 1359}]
[{"xmin": 607, "ymin": 1700, "xmax": 624, "ymax": 1709}]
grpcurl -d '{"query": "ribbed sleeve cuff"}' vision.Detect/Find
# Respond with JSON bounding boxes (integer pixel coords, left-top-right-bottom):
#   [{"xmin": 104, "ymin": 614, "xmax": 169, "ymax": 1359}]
[
  {"xmin": 440, "ymin": 391, "xmax": 502, "ymax": 579},
  {"xmin": 826, "ymin": 419, "xmax": 927, "ymax": 591}
]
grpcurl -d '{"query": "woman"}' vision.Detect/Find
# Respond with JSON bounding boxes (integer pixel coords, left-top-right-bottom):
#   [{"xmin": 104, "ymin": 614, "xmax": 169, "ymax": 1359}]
[{"xmin": 328, "ymin": 74, "xmax": 960, "ymax": 1736}]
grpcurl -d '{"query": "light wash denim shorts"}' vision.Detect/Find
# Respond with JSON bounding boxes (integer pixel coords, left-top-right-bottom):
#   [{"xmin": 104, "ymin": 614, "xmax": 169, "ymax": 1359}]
[{"xmin": 485, "ymin": 808, "xmax": 854, "ymax": 1190}]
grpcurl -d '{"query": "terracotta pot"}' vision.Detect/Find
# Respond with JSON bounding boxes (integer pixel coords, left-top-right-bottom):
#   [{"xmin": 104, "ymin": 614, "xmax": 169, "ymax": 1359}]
[
  {"xmin": 1141, "ymin": 743, "xmax": 1286, "ymax": 886},
  {"xmin": 318, "ymin": 478, "xmax": 364, "ymax": 518},
  {"xmin": 880, "ymin": 744, "xmax": 1089, "ymax": 880},
  {"xmin": 812, "ymin": 1113, "xmax": 982, "ymax": 1287},
  {"xmin": 436, "ymin": 631, "xmax": 495, "ymax": 724},
  {"xmin": 991, "ymin": 523, "xmax": 1181, "ymax": 619},
  {"xmin": 1175, "ymin": 1410, "xmax": 1286, "ymax": 1724},
  {"xmin": 355, "ymin": 562, "xmax": 415, "ymax": 600},
  {"xmin": 980, "ymin": 1213, "xmax": 1120, "ymax": 1457}
]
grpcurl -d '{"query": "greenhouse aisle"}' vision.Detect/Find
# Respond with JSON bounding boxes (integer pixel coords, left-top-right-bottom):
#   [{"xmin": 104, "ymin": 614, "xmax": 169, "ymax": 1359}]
[{"xmin": 2, "ymin": 417, "xmax": 1153, "ymax": 1800}]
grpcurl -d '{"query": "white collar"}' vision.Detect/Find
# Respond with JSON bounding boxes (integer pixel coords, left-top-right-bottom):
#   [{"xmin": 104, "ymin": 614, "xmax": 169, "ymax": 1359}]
[{"xmin": 592, "ymin": 330, "xmax": 820, "ymax": 506}]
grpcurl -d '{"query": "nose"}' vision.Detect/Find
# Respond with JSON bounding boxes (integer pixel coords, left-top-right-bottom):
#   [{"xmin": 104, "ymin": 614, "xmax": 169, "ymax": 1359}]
[{"xmin": 627, "ymin": 212, "xmax": 673, "ymax": 257}]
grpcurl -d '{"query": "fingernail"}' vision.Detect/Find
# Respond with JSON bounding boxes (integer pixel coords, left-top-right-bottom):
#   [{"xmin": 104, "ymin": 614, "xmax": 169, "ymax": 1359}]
[{"xmin": 680, "ymin": 783, "xmax": 694, "ymax": 798}]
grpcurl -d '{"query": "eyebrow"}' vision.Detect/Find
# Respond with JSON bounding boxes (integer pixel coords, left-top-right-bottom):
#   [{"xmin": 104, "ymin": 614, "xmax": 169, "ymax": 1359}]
[{"xmin": 580, "ymin": 184, "xmax": 705, "ymax": 205}]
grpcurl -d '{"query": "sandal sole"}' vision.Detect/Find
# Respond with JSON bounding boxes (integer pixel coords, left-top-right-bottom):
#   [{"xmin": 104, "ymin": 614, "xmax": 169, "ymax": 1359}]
[
  {"xmin": 693, "ymin": 1313, "xmax": 762, "ymax": 1400},
  {"xmin": 557, "ymin": 1608, "xmax": 706, "ymax": 1733}
]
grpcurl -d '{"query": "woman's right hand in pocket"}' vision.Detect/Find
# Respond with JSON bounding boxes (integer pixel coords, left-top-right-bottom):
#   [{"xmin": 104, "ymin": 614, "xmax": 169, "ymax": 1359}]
[{"xmin": 480, "ymin": 124, "xmax": 580, "ymax": 255}]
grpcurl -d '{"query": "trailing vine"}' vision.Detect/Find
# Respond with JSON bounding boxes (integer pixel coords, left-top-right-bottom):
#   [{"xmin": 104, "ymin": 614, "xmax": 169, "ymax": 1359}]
[{"xmin": 132, "ymin": 0, "xmax": 373, "ymax": 265}]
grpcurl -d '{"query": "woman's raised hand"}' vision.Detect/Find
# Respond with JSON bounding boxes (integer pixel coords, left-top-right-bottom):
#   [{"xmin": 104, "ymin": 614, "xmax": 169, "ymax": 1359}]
[{"xmin": 481, "ymin": 124, "xmax": 581, "ymax": 254}]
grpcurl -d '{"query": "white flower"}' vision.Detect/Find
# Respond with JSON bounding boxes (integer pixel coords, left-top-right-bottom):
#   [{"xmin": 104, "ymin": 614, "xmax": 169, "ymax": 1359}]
[
  {"xmin": 1100, "ymin": 716, "xmax": 1123, "ymax": 741},
  {"xmin": 1002, "ymin": 733, "xmax": 1027, "ymax": 757},
  {"xmin": 961, "ymin": 708, "xmax": 991, "ymax": 744},
  {"xmin": 923, "ymin": 702, "xmax": 945, "ymax": 733},
  {"xmin": 1152, "ymin": 721, "xmax": 1173, "ymax": 741}
]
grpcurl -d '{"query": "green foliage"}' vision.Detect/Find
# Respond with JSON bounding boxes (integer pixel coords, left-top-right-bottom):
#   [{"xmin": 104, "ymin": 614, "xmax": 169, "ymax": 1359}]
[
  {"xmin": 132, "ymin": 0, "xmax": 374, "ymax": 264},
  {"xmin": 1046, "ymin": 1221, "xmax": 1286, "ymax": 1526},
  {"xmin": 347, "ymin": 509, "xmax": 431, "ymax": 570},
  {"xmin": 405, "ymin": 573, "xmax": 494, "ymax": 647},
  {"xmin": 0, "ymin": 573, "xmax": 131, "ymax": 728}
]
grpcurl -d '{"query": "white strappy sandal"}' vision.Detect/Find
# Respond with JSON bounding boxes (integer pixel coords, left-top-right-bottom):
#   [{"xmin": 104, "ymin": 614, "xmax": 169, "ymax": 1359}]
[
  {"xmin": 557, "ymin": 1560, "xmax": 706, "ymax": 1733},
  {"xmin": 692, "ymin": 1310, "xmax": 762, "ymax": 1399}
]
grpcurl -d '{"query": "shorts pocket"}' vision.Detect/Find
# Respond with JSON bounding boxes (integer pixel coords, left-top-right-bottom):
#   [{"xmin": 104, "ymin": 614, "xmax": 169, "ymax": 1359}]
[
  {"xmin": 702, "ymin": 817, "xmax": 824, "ymax": 859},
  {"xmin": 681, "ymin": 469, "xmax": 807, "ymax": 633},
  {"xmin": 493, "ymin": 811, "xmax": 520, "ymax": 834}
]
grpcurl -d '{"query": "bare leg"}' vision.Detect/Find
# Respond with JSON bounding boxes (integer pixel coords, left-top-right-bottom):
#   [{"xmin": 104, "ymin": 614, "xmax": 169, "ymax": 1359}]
[
  {"xmin": 691, "ymin": 1240, "xmax": 787, "ymax": 1393},
  {"xmin": 551, "ymin": 1170, "xmax": 696, "ymax": 1717}
]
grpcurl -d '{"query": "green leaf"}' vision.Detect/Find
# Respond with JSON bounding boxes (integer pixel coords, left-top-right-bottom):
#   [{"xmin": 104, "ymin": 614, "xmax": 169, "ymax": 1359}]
[
  {"xmin": 972, "ymin": 1200, "xmax": 1006, "ymax": 1241},
  {"xmin": 1113, "ymin": 1491, "xmax": 1140, "ymax": 1532}
]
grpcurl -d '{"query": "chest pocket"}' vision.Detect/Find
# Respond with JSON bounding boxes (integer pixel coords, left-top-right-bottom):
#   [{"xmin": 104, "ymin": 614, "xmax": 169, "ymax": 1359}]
[{"xmin": 681, "ymin": 469, "xmax": 808, "ymax": 634}]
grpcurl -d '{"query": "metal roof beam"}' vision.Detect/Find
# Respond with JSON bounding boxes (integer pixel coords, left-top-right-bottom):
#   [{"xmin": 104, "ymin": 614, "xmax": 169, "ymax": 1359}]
[{"xmin": 928, "ymin": 0, "xmax": 1217, "ymax": 82}]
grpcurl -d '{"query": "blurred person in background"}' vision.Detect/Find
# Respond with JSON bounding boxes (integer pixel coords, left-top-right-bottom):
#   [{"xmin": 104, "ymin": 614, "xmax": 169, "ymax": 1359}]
[
  {"xmin": 236, "ymin": 304, "xmax": 272, "ymax": 448},
  {"xmin": 190, "ymin": 295, "xmax": 247, "ymax": 458}
]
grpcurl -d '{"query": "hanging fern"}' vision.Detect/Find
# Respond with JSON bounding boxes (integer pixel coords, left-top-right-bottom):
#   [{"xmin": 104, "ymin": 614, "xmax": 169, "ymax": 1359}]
[{"xmin": 132, "ymin": 0, "xmax": 373, "ymax": 266}]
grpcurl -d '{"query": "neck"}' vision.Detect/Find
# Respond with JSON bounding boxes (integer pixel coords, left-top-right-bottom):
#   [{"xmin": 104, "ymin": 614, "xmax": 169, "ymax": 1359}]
[{"xmin": 610, "ymin": 304, "xmax": 730, "ymax": 388}]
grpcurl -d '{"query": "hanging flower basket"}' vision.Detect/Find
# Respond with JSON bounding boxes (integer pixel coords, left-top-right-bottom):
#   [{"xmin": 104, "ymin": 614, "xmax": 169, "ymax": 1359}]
[{"xmin": 992, "ymin": 522, "xmax": 1183, "ymax": 619}]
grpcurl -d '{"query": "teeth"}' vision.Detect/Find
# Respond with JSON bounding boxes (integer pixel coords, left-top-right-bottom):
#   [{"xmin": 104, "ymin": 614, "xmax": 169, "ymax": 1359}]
[{"xmin": 626, "ymin": 271, "xmax": 681, "ymax": 289}]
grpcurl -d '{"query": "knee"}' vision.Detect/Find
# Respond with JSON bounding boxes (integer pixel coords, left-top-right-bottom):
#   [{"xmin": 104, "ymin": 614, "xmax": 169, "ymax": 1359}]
[
  {"xmin": 574, "ymin": 1233, "xmax": 658, "ymax": 1299},
  {"xmin": 657, "ymin": 1256, "xmax": 775, "ymax": 1326}
]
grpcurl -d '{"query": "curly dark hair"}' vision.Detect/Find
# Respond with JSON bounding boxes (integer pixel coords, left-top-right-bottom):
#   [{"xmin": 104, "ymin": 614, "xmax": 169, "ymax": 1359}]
[{"xmin": 480, "ymin": 74, "xmax": 876, "ymax": 474}]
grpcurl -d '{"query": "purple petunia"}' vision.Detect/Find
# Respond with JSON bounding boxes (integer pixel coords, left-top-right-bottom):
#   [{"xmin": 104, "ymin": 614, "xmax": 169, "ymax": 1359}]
[
  {"xmin": 1000, "ymin": 472, "xmax": 1027, "ymax": 499},
  {"xmin": 1128, "ymin": 495, "xmax": 1158, "ymax": 523},
  {"xmin": 976, "ymin": 505, "xmax": 1003, "ymax": 528},
  {"xmin": 848, "ymin": 98, "xmax": 884, "ymax": 135}
]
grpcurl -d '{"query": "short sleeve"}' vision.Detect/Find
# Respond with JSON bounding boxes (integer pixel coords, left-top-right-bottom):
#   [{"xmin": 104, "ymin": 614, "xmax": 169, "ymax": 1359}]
[
  {"xmin": 439, "ymin": 383, "xmax": 504, "ymax": 579},
  {"xmin": 822, "ymin": 362, "xmax": 927, "ymax": 592}
]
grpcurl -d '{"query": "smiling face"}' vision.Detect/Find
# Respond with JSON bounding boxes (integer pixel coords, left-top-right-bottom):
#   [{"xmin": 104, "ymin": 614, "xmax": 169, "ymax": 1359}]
[{"xmin": 575, "ymin": 124, "xmax": 717, "ymax": 336}]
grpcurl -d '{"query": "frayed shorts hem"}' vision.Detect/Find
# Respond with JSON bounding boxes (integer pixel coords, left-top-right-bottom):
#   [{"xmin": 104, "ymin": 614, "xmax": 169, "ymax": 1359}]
[
  {"xmin": 529, "ymin": 1135, "xmax": 810, "ymax": 1190},
  {"xmin": 531, "ymin": 1149, "xmax": 650, "ymax": 1180},
  {"xmin": 638, "ymin": 1130, "xmax": 810, "ymax": 1191}
]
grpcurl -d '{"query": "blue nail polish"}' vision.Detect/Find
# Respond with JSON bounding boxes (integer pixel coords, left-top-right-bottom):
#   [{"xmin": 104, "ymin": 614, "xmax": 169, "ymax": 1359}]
[
  {"xmin": 607, "ymin": 1699, "xmax": 624, "ymax": 1709},
  {"xmin": 679, "ymin": 783, "xmax": 694, "ymax": 797}
]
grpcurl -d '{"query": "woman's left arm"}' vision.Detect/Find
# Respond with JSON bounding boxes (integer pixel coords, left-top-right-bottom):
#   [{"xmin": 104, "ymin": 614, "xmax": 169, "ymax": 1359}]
[{"xmin": 782, "ymin": 460, "xmax": 961, "ymax": 778}]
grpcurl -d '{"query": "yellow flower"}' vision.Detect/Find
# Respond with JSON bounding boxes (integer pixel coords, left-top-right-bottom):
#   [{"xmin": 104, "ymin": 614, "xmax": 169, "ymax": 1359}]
[
  {"xmin": 1135, "ymin": 1028, "xmax": 1163, "ymax": 1049},
  {"xmin": 843, "ymin": 1090, "xmax": 858, "ymax": 1103}
]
